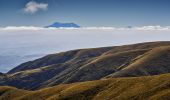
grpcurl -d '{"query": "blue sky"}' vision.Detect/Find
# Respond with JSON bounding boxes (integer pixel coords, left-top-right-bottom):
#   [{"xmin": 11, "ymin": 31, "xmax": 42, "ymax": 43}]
[{"xmin": 0, "ymin": 0, "xmax": 170, "ymax": 27}]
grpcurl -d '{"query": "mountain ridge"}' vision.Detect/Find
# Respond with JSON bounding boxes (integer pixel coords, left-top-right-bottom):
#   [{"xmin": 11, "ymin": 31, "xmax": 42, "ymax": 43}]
[{"xmin": 1, "ymin": 41, "xmax": 170, "ymax": 90}]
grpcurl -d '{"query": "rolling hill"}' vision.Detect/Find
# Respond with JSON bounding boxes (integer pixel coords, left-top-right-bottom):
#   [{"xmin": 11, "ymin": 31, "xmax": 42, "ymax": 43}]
[
  {"xmin": 0, "ymin": 41, "xmax": 170, "ymax": 90},
  {"xmin": 0, "ymin": 73, "xmax": 170, "ymax": 100},
  {"xmin": 106, "ymin": 46, "xmax": 170, "ymax": 78}
]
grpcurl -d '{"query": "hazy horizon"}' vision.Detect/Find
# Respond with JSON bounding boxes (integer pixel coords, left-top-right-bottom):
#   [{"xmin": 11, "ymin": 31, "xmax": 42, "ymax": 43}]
[{"xmin": 0, "ymin": 27, "xmax": 170, "ymax": 73}]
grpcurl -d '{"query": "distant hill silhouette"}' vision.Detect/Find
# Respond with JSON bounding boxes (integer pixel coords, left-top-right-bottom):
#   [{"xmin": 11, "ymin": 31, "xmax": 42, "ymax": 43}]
[
  {"xmin": 0, "ymin": 72, "xmax": 3, "ymax": 75},
  {"xmin": 46, "ymin": 22, "xmax": 80, "ymax": 28}
]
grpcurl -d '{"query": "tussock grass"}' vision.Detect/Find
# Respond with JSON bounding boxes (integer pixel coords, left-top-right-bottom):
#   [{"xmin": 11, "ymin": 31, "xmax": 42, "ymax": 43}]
[{"xmin": 1, "ymin": 73, "xmax": 170, "ymax": 100}]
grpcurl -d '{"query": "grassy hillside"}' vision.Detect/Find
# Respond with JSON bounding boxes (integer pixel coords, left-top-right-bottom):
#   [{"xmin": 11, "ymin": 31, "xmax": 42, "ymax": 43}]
[
  {"xmin": 8, "ymin": 41, "xmax": 170, "ymax": 74},
  {"xmin": 107, "ymin": 46, "xmax": 170, "ymax": 78},
  {"xmin": 1, "ymin": 73, "xmax": 170, "ymax": 100},
  {"xmin": 1, "ymin": 41, "xmax": 170, "ymax": 90},
  {"xmin": 0, "ymin": 86, "xmax": 29, "ymax": 100}
]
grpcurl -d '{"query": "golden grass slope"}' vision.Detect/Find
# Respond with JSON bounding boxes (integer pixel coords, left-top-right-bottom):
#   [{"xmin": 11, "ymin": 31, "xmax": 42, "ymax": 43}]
[
  {"xmin": 1, "ymin": 73, "xmax": 170, "ymax": 100},
  {"xmin": 1, "ymin": 41, "xmax": 170, "ymax": 90},
  {"xmin": 8, "ymin": 41, "xmax": 170, "ymax": 74},
  {"xmin": 108, "ymin": 46, "xmax": 170, "ymax": 77}
]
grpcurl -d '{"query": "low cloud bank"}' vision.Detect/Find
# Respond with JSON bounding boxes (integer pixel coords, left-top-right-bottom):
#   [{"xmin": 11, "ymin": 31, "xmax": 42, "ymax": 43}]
[
  {"xmin": 1, "ymin": 25, "xmax": 170, "ymax": 31},
  {"xmin": 0, "ymin": 25, "xmax": 170, "ymax": 72}
]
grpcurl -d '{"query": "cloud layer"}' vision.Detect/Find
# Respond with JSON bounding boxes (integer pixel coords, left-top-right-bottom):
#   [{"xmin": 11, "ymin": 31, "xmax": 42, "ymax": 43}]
[
  {"xmin": 1, "ymin": 26, "xmax": 170, "ymax": 31},
  {"xmin": 24, "ymin": 1, "xmax": 48, "ymax": 14},
  {"xmin": 0, "ymin": 25, "xmax": 170, "ymax": 72}
]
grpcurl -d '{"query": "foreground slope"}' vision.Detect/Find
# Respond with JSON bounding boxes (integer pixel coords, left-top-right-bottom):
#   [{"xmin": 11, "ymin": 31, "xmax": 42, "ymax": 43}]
[
  {"xmin": 1, "ymin": 41, "xmax": 170, "ymax": 90},
  {"xmin": 1, "ymin": 73, "xmax": 170, "ymax": 100}
]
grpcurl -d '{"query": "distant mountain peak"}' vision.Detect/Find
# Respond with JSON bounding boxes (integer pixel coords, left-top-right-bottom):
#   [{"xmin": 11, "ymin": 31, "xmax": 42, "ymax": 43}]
[{"xmin": 46, "ymin": 22, "xmax": 80, "ymax": 28}]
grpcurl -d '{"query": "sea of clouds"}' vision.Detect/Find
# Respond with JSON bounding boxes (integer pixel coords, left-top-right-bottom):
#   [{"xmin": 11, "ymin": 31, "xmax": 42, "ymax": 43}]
[{"xmin": 0, "ymin": 26, "xmax": 170, "ymax": 72}]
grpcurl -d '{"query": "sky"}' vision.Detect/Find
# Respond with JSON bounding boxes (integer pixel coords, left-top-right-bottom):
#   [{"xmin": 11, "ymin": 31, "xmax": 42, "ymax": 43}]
[
  {"xmin": 0, "ymin": 0, "xmax": 170, "ymax": 72},
  {"xmin": 0, "ymin": 0, "xmax": 170, "ymax": 27}
]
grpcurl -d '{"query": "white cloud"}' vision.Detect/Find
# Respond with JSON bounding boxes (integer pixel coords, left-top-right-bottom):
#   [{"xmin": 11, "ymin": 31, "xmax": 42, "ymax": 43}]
[
  {"xmin": 0, "ymin": 26, "xmax": 170, "ymax": 31},
  {"xmin": 133, "ymin": 26, "xmax": 170, "ymax": 30},
  {"xmin": 1, "ymin": 25, "xmax": 170, "ymax": 73},
  {"xmin": 23, "ymin": 1, "xmax": 48, "ymax": 14}
]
